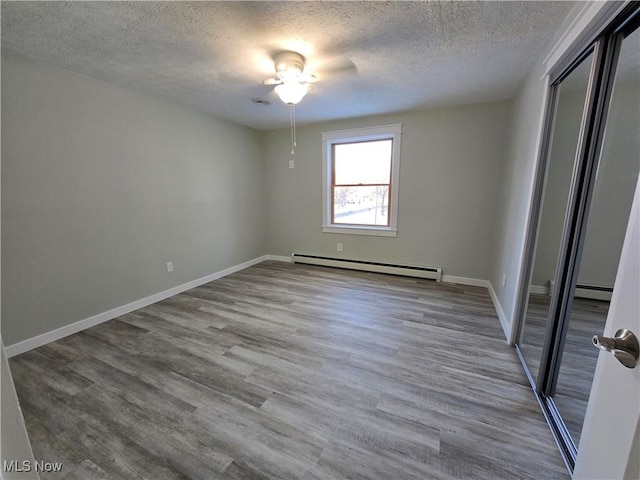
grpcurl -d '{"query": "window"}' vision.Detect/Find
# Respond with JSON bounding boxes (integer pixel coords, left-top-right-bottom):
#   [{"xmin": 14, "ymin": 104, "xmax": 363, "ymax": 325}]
[{"xmin": 322, "ymin": 124, "xmax": 402, "ymax": 236}]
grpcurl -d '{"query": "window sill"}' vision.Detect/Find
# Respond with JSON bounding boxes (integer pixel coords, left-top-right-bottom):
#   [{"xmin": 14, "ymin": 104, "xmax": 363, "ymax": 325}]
[{"xmin": 321, "ymin": 226, "xmax": 398, "ymax": 237}]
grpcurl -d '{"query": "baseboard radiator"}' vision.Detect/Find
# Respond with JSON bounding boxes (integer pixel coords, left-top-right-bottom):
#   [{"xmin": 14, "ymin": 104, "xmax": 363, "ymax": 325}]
[
  {"xmin": 291, "ymin": 253, "xmax": 442, "ymax": 281},
  {"xmin": 547, "ymin": 279, "xmax": 613, "ymax": 301},
  {"xmin": 575, "ymin": 283, "xmax": 613, "ymax": 301}
]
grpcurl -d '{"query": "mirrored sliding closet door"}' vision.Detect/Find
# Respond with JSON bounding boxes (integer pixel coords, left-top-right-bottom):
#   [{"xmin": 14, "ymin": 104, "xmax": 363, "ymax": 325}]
[{"xmin": 514, "ymin": 4, "xmax": 640, "ymax": 473}]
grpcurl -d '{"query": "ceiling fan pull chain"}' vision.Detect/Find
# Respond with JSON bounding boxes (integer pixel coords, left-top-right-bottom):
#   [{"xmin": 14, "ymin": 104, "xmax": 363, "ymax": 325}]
[
  {"xmin": 293, "ymin": 104, "xmax": 297, "ymax": 149},
  {"xmin": 290, "ymin": 104, "xmax": 295, "ymax": 155}
]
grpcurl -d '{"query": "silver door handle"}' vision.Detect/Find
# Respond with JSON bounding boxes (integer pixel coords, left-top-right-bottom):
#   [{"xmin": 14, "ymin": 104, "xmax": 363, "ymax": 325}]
[{"xmin": 592, "ymin": 329, "xmax": 639, "ymax": 368}]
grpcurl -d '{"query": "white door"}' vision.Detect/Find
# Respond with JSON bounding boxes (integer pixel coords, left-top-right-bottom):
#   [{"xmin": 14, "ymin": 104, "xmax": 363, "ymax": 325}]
[{"xmin": 573, "ymin": 176, "xmax": 640, "ymax": 479}]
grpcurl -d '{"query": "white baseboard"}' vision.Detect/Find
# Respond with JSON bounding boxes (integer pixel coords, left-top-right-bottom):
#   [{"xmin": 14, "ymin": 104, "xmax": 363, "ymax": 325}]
[
  {"xmin": 529, "ymin": 284, "xmax": 549, "ymax": 295},
  {"xmin": 441, "ymin": 275, "xmax": 489, "ymax": 288},
  {"xmin": 5, "ymin": 255, "xmax": 270, "ymax": 358},
  {"xmin": 487, "ymin": 282, "xmax": 511, "ymax": 342},
  {"xmin": 265, "ymin": 255, "xmax": 291, "ymax": 262}
]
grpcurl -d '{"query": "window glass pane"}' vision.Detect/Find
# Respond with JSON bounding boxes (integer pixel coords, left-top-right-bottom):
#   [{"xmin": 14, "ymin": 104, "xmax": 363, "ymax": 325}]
[
  {"xmin": 333, "ymin": 185, "xmax": 390, "ymax": 226},
  {"xmin": 334, "ymin": 140, "xmax": 392, "ymax": 185}
]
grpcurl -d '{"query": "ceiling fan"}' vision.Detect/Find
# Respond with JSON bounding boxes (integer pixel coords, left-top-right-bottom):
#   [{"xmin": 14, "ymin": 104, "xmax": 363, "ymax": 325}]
[
  {"xmin": 262, "ymin": 50, "xmax": 358, "ymax": 105},
  {"xmin": 262, "ymin": 50, "xmax": 318, "ymax": 155},
  {"xmin": 263, "ymin": 51, "xmax": 316, "ymax": 105},
  {"xmin": 263, "ymin": 51, "xmax": 317, "ymax": 86},
  {"xmin": 262, "ymin": 50, "xmax": 356, "ymax": 154}
]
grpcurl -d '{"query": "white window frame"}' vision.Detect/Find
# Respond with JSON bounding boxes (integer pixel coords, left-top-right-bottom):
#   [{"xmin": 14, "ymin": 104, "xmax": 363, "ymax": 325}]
[{"xmin": 322, "ymin": 124, "xmax": 402, "ymax": 237}]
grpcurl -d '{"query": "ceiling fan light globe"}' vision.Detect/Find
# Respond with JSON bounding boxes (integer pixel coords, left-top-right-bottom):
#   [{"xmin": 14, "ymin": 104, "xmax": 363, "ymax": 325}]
[{"xmin": 274, "ymin": 81, "xmax": 309, "ymax": 105}]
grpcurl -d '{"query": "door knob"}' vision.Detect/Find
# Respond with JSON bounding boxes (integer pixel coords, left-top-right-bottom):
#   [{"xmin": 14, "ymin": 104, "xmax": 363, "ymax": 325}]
[{"xmin": 592, "ymin": 329, "xmax": 639, "ymax": 368}]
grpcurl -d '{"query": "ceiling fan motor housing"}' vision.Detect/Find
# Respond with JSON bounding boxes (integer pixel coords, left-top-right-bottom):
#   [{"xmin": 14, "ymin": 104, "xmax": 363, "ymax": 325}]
[{"xmin": 275, "ymin": 51, "xmax": 305, "ymax": 81}]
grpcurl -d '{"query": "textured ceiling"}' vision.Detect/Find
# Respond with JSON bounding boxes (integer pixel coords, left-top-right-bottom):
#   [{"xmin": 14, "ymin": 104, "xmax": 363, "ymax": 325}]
[{"xmin": 1, "ymin": 1, "xmax": 576, "ymax": 130}]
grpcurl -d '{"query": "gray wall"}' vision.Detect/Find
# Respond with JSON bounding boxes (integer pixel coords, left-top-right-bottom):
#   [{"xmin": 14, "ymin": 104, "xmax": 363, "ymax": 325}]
[
  {"xmin": 489, "ymin": 59, "xmax": 548, "ymax": 333},
  {"xmin": 1, "ymin": 54, "xmax": 267, "ymax": 346},
  {"xmin": 264, "ymin": 103, "xmax": 510, "ymax": 280},
  {"xmin": 1, "ymin": 73, "xmax": 39, "ymax": 473}
]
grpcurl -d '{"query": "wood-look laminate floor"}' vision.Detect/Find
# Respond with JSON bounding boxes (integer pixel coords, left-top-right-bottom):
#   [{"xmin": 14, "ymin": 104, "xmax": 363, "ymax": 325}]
[{"xmin": 9, "ymin": 261, "xmax": 569, "ymax": 479}]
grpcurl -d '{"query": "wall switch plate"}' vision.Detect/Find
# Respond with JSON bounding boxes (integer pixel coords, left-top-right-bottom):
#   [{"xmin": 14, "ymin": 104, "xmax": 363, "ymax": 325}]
[
  {"xmin": 289, "ymin": 160, "xmax": 295, "ymax": 169},
  {"xmin": 167, "ymin": 261, "xmax": 174, "ymax": 272},
  {"xmin": 337, "ymin": 243, "xmax": 343, "ymax": 252}
]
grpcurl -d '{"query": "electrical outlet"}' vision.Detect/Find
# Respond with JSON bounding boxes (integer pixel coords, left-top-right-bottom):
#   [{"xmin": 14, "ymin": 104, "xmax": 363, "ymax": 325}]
[
  {"xmin": 501, "ymin": 273, "xmax": 507, "ymax": 287},
  {"xmin": 289, "ymin": 160, "xmax": 295, "ymax": 169},
  {"xmin": 337, "ymin": 243, "xmax": 343, "ymax": 252},
  {"xmin": 167, "ymin": 261, "xmax": 174, "ymax": 272}
]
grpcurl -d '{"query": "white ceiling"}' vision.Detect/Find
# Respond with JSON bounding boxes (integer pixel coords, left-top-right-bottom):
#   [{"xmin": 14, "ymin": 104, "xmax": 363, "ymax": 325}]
[{"xmin": 1, "ymin": 1, "xmax": 576, "ymax": 130}]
